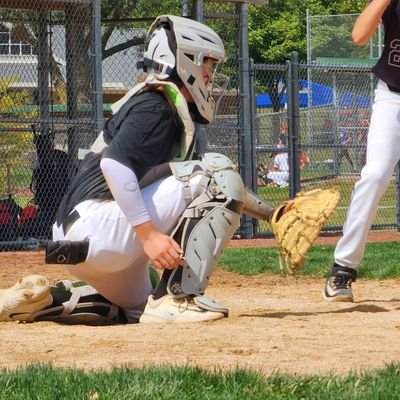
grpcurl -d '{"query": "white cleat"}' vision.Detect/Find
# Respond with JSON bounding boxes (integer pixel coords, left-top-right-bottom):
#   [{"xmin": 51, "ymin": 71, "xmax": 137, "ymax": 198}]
[
  {"xmin": 139, "ymin": 294, "xmax": 228, "ymax": 324},
  {"xmin": 0, "ymin": 275, "xmax": 52, "ymax": 322}
]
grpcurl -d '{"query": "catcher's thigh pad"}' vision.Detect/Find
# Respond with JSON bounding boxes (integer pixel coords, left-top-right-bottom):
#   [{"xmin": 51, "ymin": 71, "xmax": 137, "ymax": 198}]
[{"xmin": 167, "ymin": 153, "xmax": 245, "ymax": 297}]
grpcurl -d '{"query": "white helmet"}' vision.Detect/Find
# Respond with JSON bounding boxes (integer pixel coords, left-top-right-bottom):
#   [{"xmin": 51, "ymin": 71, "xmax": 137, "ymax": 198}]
[{"xmin": 137, "ymin": 15, "xmax": 228, "ymax": 124}]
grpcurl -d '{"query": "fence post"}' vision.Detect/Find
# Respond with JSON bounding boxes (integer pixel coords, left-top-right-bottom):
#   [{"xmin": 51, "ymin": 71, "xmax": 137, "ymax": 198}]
[
  {"xmin": 287, "ymin": 51, "xmax": 301, "ymax": 197},
  {"xmin": 249, "ymin": 58, "xmax": 259, "ymax": 234},
  {"xmin": 92, "ymin": 0, "xmax": 103, "ymax": 135},
  {"xmin": 192, "ymin": 0, "xmax": 207, "ymax": 156},
  {"xmin": 238, "ymin": 1, "xmax": 253, "ymax": 238},
  {"xmin": 37, "ymin": 8, "xmax": 50, "ymax": 136},
  {"xmin": 249, "ymin": 58, "xmax": 257, "ymax": 194},
  {"xmin": 182, "ymin": 0, "xmax": 190, "ymax": 16}
]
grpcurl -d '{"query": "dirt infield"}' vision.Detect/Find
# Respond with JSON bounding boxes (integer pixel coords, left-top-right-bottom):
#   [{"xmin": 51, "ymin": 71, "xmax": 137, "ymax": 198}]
[{"xmin": 1, "ymin": 231, "xmax": 400, "ymax": 377}]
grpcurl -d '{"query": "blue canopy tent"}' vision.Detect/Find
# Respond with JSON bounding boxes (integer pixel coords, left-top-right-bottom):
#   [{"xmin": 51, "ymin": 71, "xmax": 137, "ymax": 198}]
[
  {"xmin": 256, "ymin": 80, "xmax": 372, "ymax": 108},
  {"xmin": 256, "ymin": 93, "xmax": 308, "ymax": 108},
  {"xmin": 337, "ymin": 92, "xmax": 372, "ymax": 107}
]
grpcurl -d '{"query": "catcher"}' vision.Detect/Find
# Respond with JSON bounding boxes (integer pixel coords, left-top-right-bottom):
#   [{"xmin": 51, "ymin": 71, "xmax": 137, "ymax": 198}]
[{"xmin": 0, "ymin": 15, "xmax": 339, "ymax": 325}]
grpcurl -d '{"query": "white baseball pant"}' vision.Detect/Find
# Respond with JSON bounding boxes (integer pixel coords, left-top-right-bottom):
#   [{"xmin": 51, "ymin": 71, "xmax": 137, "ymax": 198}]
[
  {"xmin": 335, "ymin": 80, "xmax": 400, "ymax": 268},
  {"xmin": 53, "ymin": 174, "xmax": 204, "ymax": 322}
]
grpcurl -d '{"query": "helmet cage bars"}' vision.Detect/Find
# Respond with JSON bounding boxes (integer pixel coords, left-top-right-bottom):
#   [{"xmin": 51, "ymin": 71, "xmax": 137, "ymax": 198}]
[
  {"xmin": 137, "ymin": 15, "xmax": 227, "ymax": 124},
  {"xmin": 207, "ymin": 65, "xmax": 230, "ymax": 119}
]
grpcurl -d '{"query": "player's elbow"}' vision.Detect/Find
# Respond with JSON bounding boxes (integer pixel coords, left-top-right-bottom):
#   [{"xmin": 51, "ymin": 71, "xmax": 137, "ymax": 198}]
[
  {"xmin": 351, "ymin": 29, "xmax": 369, "ymax": 46},
  {"xmin": 352, "ymin": 24, "xmax": 377, "ymax": 46}
]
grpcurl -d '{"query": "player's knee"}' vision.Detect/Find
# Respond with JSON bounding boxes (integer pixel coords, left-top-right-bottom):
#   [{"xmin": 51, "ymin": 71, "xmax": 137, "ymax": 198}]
[{"xmin": 188, "ymin": 173, "xmax": 208, "ymax": 199}]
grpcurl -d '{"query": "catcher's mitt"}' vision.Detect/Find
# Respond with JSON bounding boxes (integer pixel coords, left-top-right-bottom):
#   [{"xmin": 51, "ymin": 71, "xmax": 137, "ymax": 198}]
[{"xmin": 270, "ymin": 187, "xmax": 340, "ymax": 274}]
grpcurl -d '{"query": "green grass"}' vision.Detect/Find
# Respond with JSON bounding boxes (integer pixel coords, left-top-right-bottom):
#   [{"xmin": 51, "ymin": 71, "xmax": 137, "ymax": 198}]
[
  {"xmin": 3, "ymin": 363, "xmax": 400, "ymax": 399},
  {"xmin": 218, "ymin": 241, "xmax": 400, "ymax": 279}
]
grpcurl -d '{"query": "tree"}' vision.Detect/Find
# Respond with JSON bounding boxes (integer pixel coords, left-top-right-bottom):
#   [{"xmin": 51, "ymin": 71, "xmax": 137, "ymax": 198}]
[{"xmin": 248, "ymin": 0, "xmax": 366, "ymax": 64}]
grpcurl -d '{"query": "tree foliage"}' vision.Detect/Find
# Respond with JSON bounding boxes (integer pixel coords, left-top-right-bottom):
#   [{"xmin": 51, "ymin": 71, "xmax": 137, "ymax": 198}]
[{"xmin": 248, "ymin": 0, "xmax": 367, "ymax": 63}]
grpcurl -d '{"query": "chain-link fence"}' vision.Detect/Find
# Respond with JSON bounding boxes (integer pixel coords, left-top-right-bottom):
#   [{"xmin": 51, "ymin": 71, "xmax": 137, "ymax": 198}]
[
  {"xmin": 0, "ymin": 0, "xmax": 100, "ymax": 247},
  {"xmin": 0, "ymin": 0, "xmax": 243, "ymax": 249},
  {"xmin": 306, "ymin": 12, "xmax": 384, "ymax": 63},
  {"xmin": 253, "ymin": 59, "xmax": 399, "ymax": 236},
  {"xmin": 204, "ymin": 2, "xmax": 240, "ymax": 165},
  {"xmin": 0, "ymin": 2, "xmax": 398, "ymax": 248}
]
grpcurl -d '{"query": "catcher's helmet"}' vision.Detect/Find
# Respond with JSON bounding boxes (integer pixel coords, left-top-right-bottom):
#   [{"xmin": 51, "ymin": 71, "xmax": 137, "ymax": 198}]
[{"xmin": 137, "ymin": 15, "xmax": 228, "ymax": 124}]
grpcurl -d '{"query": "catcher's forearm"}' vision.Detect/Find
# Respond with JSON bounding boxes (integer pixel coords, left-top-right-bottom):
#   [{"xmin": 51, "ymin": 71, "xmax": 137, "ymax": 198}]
[{"xmin": 242, "ymin": 188, "xmax": 276, "ymax": 222}]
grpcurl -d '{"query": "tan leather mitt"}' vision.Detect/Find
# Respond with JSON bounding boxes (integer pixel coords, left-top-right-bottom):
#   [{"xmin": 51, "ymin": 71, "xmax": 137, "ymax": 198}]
[{"xmin": 270, "ymin": 187, "xmax": 341, "ymax": 274}]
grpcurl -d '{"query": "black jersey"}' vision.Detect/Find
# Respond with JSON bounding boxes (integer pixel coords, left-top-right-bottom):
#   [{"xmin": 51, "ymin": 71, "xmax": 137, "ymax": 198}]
[
  {"xmin": 56, "ymin": 90, "xmax": 181, "ymax": 225},
  {"xmin": 372, "ymin": 0, "xmax": 400, "ymax": 90}
]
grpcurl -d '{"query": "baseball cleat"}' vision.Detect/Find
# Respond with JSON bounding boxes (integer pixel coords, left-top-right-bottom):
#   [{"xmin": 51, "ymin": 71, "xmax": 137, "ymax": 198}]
[
  {"xmin": 323, "ymin": 263, "xmax": 357, "ymax": 302},
  {"xmin": 139, "ymin": 294, "xmax": 227, "ymax": 323},
  {"xmin": 323, "ymin": 276, "xmax": 353, "ymax": 302},
  {"xmin": 0, "ymin": 275, "xmax": 53, "ymax": 322}
]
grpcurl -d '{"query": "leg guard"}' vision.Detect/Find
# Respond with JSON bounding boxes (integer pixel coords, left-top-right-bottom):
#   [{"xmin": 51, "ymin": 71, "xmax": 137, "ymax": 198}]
[
  {"xmin": 167, "ymin": 153, "xmax": 245, "ymax": 298},
  {"xmin": 168, "ymin": 203, "xmax": 241, "ymax": 297}
]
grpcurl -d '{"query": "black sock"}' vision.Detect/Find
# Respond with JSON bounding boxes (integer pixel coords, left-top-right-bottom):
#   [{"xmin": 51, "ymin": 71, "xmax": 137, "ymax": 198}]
[
  {"xmin": 152, "ymin": 267, "xmax": 184, "ymax": 299},
  {"xmin": 152, "ymin": 269, "xmax": 172, "ymax": 300}
]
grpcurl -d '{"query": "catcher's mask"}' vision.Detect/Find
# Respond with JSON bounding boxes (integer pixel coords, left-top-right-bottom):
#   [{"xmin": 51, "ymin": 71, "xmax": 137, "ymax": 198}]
[{"xmin": 137, "ymin": 15, "xmax": 229, "ymax": 124}]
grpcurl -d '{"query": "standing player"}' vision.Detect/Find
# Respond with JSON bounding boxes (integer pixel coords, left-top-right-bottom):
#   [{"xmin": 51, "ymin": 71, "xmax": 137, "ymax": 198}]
[
  {"xmin": 337, "ymin": 129, "xmax": 355, "ymax": 172},
  {"xmin": 323, "ymin": 0, "xmax": 400, "ymax": 302}
]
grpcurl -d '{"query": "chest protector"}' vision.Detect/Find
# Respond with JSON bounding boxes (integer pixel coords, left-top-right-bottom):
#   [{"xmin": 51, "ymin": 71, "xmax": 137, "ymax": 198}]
[
  {"xmin": 82, "ymin": 75, "xmax": 196, "ymax": 188},
  {"xmin": 89, "ymin": 75, "xmax": 195, "ymax": 162}
]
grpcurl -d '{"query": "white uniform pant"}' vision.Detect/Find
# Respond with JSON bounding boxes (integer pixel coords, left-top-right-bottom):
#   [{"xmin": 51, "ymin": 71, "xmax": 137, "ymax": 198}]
[
  {"xmin": 266, "ymin": 171, "xmax": 289, "ymax": 187},
  {"xmin": 53, "ymin": 174, "xmax": 204, "ymax": 322},
  {"xmin": 335, "ymin": 80, "xmax": 400, "ymax": 268}
]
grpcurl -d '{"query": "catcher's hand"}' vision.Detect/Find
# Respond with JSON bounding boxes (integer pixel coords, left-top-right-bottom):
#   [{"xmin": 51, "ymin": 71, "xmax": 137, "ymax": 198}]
[{"xmin": 270, "ymin": 187, "xmax": 340, "ymax": 274}]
